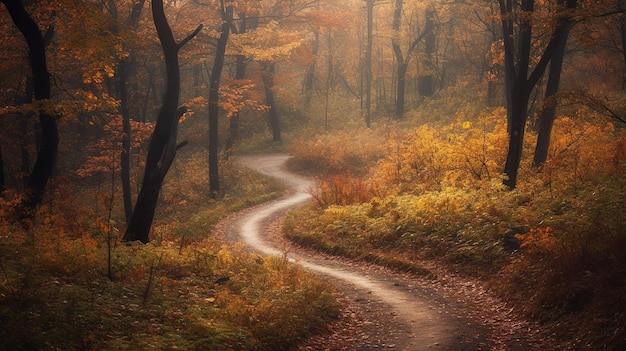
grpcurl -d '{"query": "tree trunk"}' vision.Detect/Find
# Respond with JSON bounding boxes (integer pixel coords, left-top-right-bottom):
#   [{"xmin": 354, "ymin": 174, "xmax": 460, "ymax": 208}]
[
  {"xmin": 2, "ymin": 0, "xmax": 59, "ymax": 214},
  {"xmin": 533, "ymin": 25, "xmax": 570, "ymax": 168},
  {"xmin": 0, "ymin": 143, "xmax": 5, "ymax": 193},
  {"xmin": 303, "ymin": 28, "xmax": 319, "ymax": 105},
  {"xmin": 123, "ymin": 0, "xmax": 201, "ymax": 243},
  {"xmin": 227, "ymin": 14, "xmax": 252, "ymax": 151},
  {"xmin": 227, "ymin": 54, "xmax": 246, "ymax": 151},
  {"xmin": 499, "ymin": 0, "xmax": 572, "ymax": 189},
  {"xmin": 364, "ymin": 0, "xmax": 373, "ymax": 128},
  {"xmin": 324, "ymin": 28, "xmax": 332, "ymax": 131},
  {"xmin": 391, "ymin": 0, "xmax": 405, "ymax": 120},
  {"xmin": 119, "ymin": 61, "xmax": 133, "ymax": 223},
  {"xmin": 208, "ymin": 1, "xmax": 233, "ymax": 198},
  {"xmin": 395, "ymin": 63, "xmax": 407, "ymax": 119},
  {"xmin": 418, "ymin": 9, "xmax": 436, "ymax": 97},
  {"xmin": 263, "ymin": 63, "xmax": 281, "ymax": 142},
  {"xmin": 118, "ymin": 0, "xmax": 146, "ymax": 224},
  {"xmin": 619, "ymin": 0, "xmax": 626, "ymax": 90}
]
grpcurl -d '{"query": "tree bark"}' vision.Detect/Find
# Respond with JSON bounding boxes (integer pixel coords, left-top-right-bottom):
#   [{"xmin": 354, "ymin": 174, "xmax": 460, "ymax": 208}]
[
  {"xmin": 123, "ymin": 0, "xmax": 201, "ymax": 243},
  {"xmin": 263, "ymin": 63, "xmax": 281, "ymax": 142},
  {"xmin": 119, "ymin": 0, "xmax": 146, "ymax": 224},
  {"xmin": 619, "ymin": 0, "xmax": 626, "ymax": 90},
  {"xmin": 0, "ymin": 143, "xmax": 5, "ymax": 193},
  {"xmin": 208, "ymin": 1, "xmax": 233, "ymax": 198},
  {"xmin": 499, "ymin": 0, "xmax": 573, "ymax": 189},
  {"xmin": 418, "ymin": 9, "xmax": 435, "ymax": 97},
  {"xmin": 532, "ymin": 20, "xmax": 571, "ymax": 167},
  {"xmin": 2, "ymin": 0, "xmax": 59, "ymax": 213}
]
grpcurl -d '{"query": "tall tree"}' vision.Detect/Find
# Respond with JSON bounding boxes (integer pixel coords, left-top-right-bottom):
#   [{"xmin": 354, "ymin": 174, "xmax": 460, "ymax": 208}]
[
  {"xmin": 116, "ymin": 0, "xmax": 147, "ymax": 224},
  {"xmin": 208, "ymin": 0, "xmax": 233, "ymax": 197},
  {"xmin": 499, "ymin": 0, "xmax": 574, "ymax": 189},
  {"xmin": 1, "ymin": 0, "xmax": 59, "ymax": 214},
  {"xmin": 532, "ymin": 0, "xmax": 577, "ymax": 168},
  {"xmin": 123, "ymin": 0, "xmax": 201, "ymax": 243}
]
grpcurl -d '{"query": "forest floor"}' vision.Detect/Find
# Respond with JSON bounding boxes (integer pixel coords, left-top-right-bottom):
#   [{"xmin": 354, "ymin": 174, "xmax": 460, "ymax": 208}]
[{"xmin": 215, "ymin": 154, "xmax": 573, "ymax": 351}]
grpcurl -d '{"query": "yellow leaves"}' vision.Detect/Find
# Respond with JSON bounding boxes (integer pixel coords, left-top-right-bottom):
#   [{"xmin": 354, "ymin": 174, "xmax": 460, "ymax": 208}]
[{"xmin": 229, "ymin": 21, "xmax": 303, "ymax": 62}]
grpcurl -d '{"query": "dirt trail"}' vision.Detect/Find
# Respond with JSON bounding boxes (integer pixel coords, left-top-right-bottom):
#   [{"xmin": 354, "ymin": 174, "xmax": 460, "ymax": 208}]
[{"xmin": 227, "ymin": 154, "xmax": 539, "ymax": 350}]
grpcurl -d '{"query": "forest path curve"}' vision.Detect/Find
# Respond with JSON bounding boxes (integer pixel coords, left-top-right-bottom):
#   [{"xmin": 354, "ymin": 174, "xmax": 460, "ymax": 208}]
[{"xmin": 223, "ymin": 153, "xmax": 541, "ymax": 351}]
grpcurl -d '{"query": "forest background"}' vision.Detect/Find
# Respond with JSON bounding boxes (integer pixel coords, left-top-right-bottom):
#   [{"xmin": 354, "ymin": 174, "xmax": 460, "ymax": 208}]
[{"xmin": 0, "ymin": 0, "xmax": 625, "ymax": 349}]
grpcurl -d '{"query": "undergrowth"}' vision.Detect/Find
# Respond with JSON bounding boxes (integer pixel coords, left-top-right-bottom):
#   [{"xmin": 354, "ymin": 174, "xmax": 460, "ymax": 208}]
[
  {"xmin": 284, "ymin": 106, "xmax": 626, "ymax": 350},
  {"xmin": 0, "ymin": 151, "xmax": 340, "ymax": 351}
]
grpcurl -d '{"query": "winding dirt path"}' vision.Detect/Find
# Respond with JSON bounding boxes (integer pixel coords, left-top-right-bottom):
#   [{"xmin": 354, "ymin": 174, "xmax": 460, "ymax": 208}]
[{"xmin": 224, "ymin": 154, "xmax": 554, "ymax": 351}]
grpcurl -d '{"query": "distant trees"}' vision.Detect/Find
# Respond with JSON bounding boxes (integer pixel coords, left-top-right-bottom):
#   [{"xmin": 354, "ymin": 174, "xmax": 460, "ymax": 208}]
[{"xmin": 391, "ymin": 0, "xmax": 434, "ymax": 120}]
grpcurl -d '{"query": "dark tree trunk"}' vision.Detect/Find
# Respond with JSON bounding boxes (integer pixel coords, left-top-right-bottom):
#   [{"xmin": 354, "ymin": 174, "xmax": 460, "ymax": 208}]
[
  {"xmin": 619, "ymin": 0, "xmax": 626, "ymax": 90},
  {"xmin": 119, "ymin": 61, "xmax": 134, "ymax": 223},
  {"xmin": 118, "ymin": 0, "xmax": 146, "ymax": 224},
  {"xmin": 2, "ymin": 0, "xmax": 59, "ymax": 213},
  {"xmin": 418, "ymin": 9, "xmax": 436, "ymax": 97},
  {"xmin": 263, "ymin": 63, "xmax": 281, "ymax": 142},
  {"xmin": 499, "ymin": 0, "xmax": 573, "ymax": 189},
  {"xmin": 208, "ymin": 1, "xmax": 233, "ymax": 198},
  {"xmin": 0, "ymin": 144, "xmax": 4, "ymax": 193},
  {"xmin": 533, "ymin": 23, "xmax": 570, "ymax": 167},
  {"xmin": 123, "ymin": 0, "xmax": 201, "ymax": 243}
]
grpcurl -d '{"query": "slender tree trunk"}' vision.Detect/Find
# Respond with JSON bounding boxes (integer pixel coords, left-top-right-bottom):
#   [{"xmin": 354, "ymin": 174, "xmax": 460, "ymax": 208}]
[
  {"xmin": 619, "ymin": 0, "xmax": 626, "ymax": 90},
  {"xmin": 123, "ymin": 0, "xmax": 201, "ymax": 243},
  {"xmin": 119, "ymin": 0, "xmax": 146, "ymax": 224},
  {"xmin": 227, "ymin": 14, "xmax": 252, "ymax": 151},
  {"xmin": 418, "ymin": 9, "xmax": 435, "ymax": 97},
  {"xmin": 364, "ymin": 0, "xmax": 373, "ymax": 128},
  {"xmin": 227, "ymin": 54, "xmax": 246, "ymax": 151},
  {"xmin": 533, "ymin": 25, "xmax": 570, "ymax": 167},
  {"xmin": 499, "ymin": 0, "xmax": 574, "ymax": 188},
  {"xmin": 208, "ymin": 1, "xmax": 233, "ymax": 198},
  {"xmin": 263, "ymin": 63, "xmax": 281, "ymax": 142},
  {"xmin": 303, "ymin": 28, "xmax": 319, "ymax": 105},
  {"xmin": 2, "ymin": 0, "xmax": 59, "ymax": 214},
  {"xmin": 391, "ymin": 0, "xmax": 405, "ymax": 120},
  {"xmin": 119, "ymin": 62, "xmax": 133, "ymax": 223},
  {"xmin": 324, "ymin": 28, "xmax": 332, "ymax": 131}
]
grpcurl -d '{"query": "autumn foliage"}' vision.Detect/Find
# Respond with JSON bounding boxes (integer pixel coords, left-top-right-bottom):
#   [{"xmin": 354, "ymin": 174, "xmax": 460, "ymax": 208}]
[{"xmin": 286, "ymin": 98, "xmax": 626, "ymax": 349}]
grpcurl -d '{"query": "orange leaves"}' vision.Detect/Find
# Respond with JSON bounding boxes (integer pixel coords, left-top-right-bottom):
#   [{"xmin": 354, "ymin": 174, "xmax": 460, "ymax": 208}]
[
  {"xmin": 515, "ymin": 227, "xmax": 557, "ymax": 257},
  {"xmin": 218, "ymin": 79, "xmax": 269, "ymax": 117},
  {"xmin": 76, "ymin": 116, "xmax": 154, "ymax": 178},
  {"xmin": 312, "ymin": 175, "xmax": 374, "ymax": 207}
]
